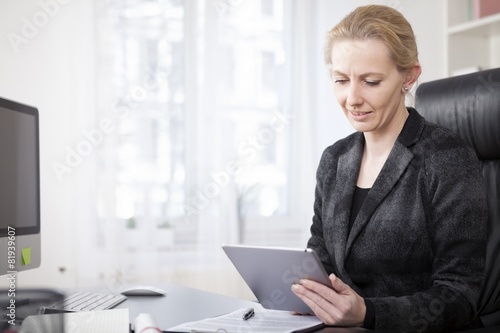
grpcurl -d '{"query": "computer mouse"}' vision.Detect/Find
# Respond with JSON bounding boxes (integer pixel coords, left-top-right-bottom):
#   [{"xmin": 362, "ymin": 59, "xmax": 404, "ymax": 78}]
[{"xmin": 120, "ymin": 286, "xmax": 167, "ymax": 297}]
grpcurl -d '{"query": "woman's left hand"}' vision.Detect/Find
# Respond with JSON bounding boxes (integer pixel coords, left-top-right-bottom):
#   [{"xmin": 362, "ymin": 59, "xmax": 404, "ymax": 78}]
[{"xmin": 291, "ymin": 273, "xmax": 366, "ymax": 327}]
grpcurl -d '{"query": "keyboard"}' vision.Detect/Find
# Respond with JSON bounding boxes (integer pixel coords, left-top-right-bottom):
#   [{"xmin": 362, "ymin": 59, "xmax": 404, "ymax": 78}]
[{"xmin": 43, "ymin": 291, "xmax": 127, "ymax": 314}]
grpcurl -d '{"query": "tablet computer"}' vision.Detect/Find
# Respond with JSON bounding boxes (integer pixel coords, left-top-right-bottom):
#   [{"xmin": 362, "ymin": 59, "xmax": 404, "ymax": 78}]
[{"xmin": 222, "ymin": 244, "xmax": 331, "ymax": 313}]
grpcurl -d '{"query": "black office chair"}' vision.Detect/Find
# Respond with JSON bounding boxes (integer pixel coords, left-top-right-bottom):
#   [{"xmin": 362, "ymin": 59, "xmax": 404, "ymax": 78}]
[{"xmin": 415, "ymin": 68, "xmax": 500, "ymax": 331}]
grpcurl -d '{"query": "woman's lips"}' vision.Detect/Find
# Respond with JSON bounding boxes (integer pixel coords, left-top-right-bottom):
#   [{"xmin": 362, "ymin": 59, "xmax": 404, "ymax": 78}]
[{"xmin": 349, "ymin": 110, "xmax": 373, "ymax": 120}]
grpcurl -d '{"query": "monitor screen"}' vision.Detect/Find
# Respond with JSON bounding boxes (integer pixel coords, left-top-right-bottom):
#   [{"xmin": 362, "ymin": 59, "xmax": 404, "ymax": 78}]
[{"xmin": 0, "ymin": 97, "xmax": 41, "ymax": 275}]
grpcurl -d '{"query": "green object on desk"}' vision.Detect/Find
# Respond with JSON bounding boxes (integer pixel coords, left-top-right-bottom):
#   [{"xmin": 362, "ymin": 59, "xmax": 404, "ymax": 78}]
[{"xmin": 21, "ymin": 247, "xmax": 32, "ymax": 265}]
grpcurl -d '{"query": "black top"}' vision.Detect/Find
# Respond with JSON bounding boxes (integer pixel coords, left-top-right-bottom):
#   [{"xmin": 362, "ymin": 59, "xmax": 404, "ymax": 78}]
[
  {"xmin": 349, "ymin": 186, "xmax": 370, "ymax": 234},
  {"xmin": 349, "ymin": 186, "xmax": 375, "ymax": 328}
]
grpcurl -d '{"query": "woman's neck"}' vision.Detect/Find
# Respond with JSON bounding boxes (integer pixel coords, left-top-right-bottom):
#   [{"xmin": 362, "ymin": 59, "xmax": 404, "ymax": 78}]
[
  {"xmin": 356, "ymin": 107, "xmax": 409, "ymax": 188},
  {"xmin": 363, "ymin": 107, "xmax": 409, "ymax": 158}
]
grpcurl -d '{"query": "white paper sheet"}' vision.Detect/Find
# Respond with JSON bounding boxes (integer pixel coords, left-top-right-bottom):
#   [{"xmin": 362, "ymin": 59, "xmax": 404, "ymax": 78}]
[{"xmin": 167, "ymin": 305, "xmax": 323, "ymax": 333}]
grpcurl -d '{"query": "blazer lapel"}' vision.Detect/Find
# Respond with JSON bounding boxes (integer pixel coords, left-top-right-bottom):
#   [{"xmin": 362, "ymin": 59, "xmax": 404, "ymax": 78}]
[
  {"xmin": 345, "ymin": 140, "xmax": 414, "ymax": 255},
  {"xmin": 345, "ymin": 109, "xmax": 425, "ymax": 254},
  {"xmin": 329, "ymin": 134, "xmax": 364, "ymax": 283}
]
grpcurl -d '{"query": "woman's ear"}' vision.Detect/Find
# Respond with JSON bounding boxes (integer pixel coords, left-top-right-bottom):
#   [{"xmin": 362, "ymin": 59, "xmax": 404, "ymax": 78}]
[{"xmin": 404, "ymin": 62, "xmax": 422, "ymax": 90}]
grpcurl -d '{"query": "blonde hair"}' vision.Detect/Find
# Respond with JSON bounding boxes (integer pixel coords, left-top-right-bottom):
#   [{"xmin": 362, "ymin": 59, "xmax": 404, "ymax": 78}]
[{"xmin": 324, "ymin": 5, "xmax": 419, "ymax": 73}]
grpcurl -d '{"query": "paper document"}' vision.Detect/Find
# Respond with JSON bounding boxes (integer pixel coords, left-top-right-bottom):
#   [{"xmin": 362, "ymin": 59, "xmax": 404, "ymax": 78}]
[{"xmin": 167, "ymin": 305, "xmax": 324, "ymax": 333}]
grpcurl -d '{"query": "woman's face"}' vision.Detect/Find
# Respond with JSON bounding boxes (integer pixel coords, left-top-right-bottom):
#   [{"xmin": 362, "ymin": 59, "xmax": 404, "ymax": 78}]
[{"xmin": 330, "ymin": 39, "xmax": 408, "ymax": 136}]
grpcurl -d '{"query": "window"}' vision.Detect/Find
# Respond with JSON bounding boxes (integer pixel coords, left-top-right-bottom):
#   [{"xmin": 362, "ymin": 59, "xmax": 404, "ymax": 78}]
[
  {"xmin": 212, "ymin": 0, "xmax": 290, "ymax": 223},
  {"xmin": 96, "ymin": 0, "xmax": 186, "ymax": 253},
  {"xmin": 93, "ymin": 0, "xmax": 298, "ymax": 282}
]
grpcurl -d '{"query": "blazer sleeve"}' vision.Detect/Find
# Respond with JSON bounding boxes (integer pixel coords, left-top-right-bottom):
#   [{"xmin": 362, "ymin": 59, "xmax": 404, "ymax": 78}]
[{"xmin": 368, "ymin": 136, "xmax": 488, "ymax": 332}]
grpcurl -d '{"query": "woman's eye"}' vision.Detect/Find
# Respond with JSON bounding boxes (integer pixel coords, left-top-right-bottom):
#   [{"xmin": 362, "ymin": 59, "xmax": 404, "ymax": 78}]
[
  {"xmin": 334, "ymin": 79, "xmax": 348, "ymax": 84},
  {"xmin": 365, "ymin": 81, "xmax": 381, "ymax": 86}
]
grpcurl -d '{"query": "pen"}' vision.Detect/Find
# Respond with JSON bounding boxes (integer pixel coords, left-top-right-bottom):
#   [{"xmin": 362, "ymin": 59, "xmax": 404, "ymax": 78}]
[{"xmin": 242, "ymin": 307, "xmax": 254, "ymax": 320}]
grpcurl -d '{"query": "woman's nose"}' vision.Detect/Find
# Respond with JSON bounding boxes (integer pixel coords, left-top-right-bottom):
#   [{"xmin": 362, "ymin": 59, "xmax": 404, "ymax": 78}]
[{"xmin": 346, "ymin": 83, "xmax": 363, "ymax": 107}]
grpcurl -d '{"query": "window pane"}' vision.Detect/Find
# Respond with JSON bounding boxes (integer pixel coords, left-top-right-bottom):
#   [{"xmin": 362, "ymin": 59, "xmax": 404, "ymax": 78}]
[
  {"xmin": 96, "ymin": 0, "xmax": 186, "ymax": 250},
  {"xmin": 215, "ymin": 0, "xmax": 290, "ymax": 220}
]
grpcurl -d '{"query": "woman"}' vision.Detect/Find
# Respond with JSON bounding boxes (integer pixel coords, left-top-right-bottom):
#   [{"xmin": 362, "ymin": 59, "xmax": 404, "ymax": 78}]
[{"xmin": 291, "ymin": 5, "xmax": 487, "ymax": 332}]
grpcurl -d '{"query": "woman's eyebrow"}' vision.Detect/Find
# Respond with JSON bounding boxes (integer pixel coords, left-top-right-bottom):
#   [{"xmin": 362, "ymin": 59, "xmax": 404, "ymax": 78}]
[
  {"xmin": 331, "ymin": 70, "xmax": 346, "ymax": 76},
  {"xmin": 331, "ymin": 70, "xmax": 385, "ymax": 78},
  {"xmin": 360, "ymin": 72, "xmax": 385, "ymax": 78}
]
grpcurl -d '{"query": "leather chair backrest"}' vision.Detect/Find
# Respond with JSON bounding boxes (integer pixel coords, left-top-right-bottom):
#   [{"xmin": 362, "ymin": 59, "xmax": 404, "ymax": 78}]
[{"xmin": 415, "ymin": 68, "xmax": 500, "ymax": 327}]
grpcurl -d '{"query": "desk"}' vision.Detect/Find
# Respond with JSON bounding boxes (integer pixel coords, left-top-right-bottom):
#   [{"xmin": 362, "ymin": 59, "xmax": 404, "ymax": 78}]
[
  {"xmin": 116, "ymin": 282, "xmax": 500, "ymax": 333},
  {"xmin": 116, "ymin": 282, "xmax": 373, "ymax": 333},
  {"xmin": 116, "ymin": 282, "xmax": 256, "ymax": 329}
]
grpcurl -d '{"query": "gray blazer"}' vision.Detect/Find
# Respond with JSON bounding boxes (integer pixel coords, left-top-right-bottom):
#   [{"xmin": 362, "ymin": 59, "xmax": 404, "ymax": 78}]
[{"xmin": 308, "ymin": 108, "xmax": 487, "ymax": 332}]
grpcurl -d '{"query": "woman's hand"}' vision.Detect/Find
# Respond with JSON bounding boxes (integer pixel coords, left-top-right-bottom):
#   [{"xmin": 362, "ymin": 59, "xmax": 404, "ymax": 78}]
[{"xmin": 291, "ymin": 273, "xmax": 366, "ymax": 327}]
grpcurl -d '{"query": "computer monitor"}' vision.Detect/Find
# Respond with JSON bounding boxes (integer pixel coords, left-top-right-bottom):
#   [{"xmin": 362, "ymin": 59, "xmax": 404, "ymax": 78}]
[{"xmin": 0, "ymin": 97, "xmax": 41, "ymax": 275}]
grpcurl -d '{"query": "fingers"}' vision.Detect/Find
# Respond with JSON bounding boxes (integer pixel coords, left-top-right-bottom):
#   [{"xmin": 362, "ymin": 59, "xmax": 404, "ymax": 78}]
[
  {"xmin": 329, "ymin": 273, "xmax": 350, "ymax": 295},
  {"xmin": 300, "ymin": 274, "xmax": 346, "ymax": 305},
  {"xmin": 291, "ymin": 275, "xmax": 366, "ymax": 327},
  {"xmin": 291, "ymin": 282, "xmax": 339, "ymax": 322}
]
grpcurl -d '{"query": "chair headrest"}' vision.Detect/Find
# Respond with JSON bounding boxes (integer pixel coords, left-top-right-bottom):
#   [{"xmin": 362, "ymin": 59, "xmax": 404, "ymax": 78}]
[{"xmin": 415, "ymin": 68, "xmax": 500, "ymax": 160}]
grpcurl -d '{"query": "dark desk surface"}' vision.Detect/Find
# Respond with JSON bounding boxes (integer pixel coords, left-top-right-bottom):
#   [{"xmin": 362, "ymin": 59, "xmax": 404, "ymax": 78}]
[
  {"xmin": 6, "ymin": 284, "xmax": 498, "ymax": 333},
  {"xmin": 116, "ymin": 282, "xmax": 372, "ymax": 333},
  {"xmin": 116, "ymin": 282, "xmax": 256, "ymax": 330},
  {"xmin": 116, "ymin": 282, "xmax": 500, "ymax": 333}
]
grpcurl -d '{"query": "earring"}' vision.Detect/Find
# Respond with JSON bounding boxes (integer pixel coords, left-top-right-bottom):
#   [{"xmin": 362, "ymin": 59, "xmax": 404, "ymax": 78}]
[{"xmin": 403, "ymin": 87, "xmax": 409, "ymax": 92}]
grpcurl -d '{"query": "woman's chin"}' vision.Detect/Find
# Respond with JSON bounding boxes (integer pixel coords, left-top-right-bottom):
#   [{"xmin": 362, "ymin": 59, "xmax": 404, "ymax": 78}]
[{"xmin": 348, "ymin": 121, "xmax": 373, "ymax": 133}]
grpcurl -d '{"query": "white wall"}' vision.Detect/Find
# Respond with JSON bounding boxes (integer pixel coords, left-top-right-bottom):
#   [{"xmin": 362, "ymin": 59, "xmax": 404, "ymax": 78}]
[
  {"xmin": 0, "ymin": 0, "xmax": 95, "ymax": 288},
  {"xmin": 0, "ymin": 0, "xmax": 445, "ymax": 290}
]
